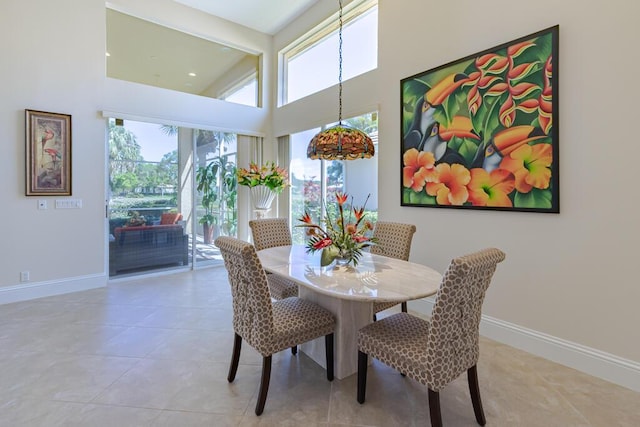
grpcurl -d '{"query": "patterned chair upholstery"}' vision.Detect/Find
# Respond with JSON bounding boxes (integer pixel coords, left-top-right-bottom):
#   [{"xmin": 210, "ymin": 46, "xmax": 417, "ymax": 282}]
[
  {"xmin": 215, "ymin": 236, "xmax": 336, "ymax": 416},
  {"xmin": 249, "ymin": 218, "xmax": 299, "ymax": 300},
  {"xmin": 357, "ymin": 248, "xmax": 506, "ymax": 427},
  {"xmin": 370, "ymin": 222, "xmax": 417, "ymax": 318}
]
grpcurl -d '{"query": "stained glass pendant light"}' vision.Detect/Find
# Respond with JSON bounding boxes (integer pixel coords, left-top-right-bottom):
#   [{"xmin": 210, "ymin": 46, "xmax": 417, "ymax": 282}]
[{"xmin": 307, "ymin": 0, "xmax": 374, "ymax": 160}]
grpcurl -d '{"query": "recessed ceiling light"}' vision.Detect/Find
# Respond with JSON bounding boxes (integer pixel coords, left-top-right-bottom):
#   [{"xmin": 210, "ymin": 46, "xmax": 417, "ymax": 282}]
[
  {"xmin": 188, "ymin": 72, "xmax": 196, "ymax": 77},
  {"xmin": 105, "ymin": 52, "xmax": 111, "ymax": 57}
]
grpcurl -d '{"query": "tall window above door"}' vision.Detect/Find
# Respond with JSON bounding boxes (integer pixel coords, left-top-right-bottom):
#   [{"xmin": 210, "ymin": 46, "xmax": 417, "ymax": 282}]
[
  {"xmin": 280, "ymin": 0, "xmax": 377, "ymax": 105},
  {"xmin": 289, "ymin": 112, "xmax": 378, "ymax": 244}
]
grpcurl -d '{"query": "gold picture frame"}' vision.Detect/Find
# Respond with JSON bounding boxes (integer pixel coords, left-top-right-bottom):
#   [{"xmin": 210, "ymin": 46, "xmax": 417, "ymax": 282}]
[{"xmin": 25, "ymin": 109, "xmax": 72, "ymax": 196}]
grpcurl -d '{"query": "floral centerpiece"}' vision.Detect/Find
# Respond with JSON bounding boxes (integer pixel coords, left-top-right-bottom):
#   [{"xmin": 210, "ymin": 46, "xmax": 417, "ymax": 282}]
[
  {"xmin": 236, "ymin": 162, "xmax": 289, "ymax": 193},
  {"xmin": 297, "ymin": 192, "xmax": 377, "ymax": 267},
  {"xmin": 237, "ymin": 162, "xmax": 290, "ymax": 217}
]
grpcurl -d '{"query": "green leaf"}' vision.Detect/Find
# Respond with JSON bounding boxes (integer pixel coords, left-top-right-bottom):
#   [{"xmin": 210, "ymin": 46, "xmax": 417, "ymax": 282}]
[
  {"xmin": 403, "ymin": 188, "xmax": 436, "ymax": 205},
  {"xmin": 514, "ymin": 188, "xmax": 552, "ymax": 209}
]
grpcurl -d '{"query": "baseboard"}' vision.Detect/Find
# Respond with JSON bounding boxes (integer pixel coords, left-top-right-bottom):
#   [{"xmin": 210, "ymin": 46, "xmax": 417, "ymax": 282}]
[
  {"xmin": 409, "ymin": 298, "xmax": 640, "ymax": 392},
  {"xmin": 0, "ymin": 274, "xmax": 106, "ymax": 305}
]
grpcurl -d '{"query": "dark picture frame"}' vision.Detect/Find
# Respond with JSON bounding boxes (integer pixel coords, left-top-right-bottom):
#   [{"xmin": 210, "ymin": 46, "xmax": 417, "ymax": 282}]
[
  {"xmin": 400, "ymin": 26, "xmax": 559, "ymax": 213},
  {"xmin": 25, "ymin": 109, "xmax": 72, "ymax": 196}
]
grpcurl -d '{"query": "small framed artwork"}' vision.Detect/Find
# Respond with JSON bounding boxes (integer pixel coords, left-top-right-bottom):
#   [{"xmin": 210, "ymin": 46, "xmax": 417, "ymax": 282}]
[
  {"xmin": 401, "ymin": 25, "xmax": 559, "ymax": 213},
  {"xmin": 25, "ymin": 109, "xmax": 72, "ymax": 196}
]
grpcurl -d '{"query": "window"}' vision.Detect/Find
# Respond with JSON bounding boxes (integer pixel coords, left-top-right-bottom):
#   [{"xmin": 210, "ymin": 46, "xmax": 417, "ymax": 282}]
[
  {"xmin": 281, "ymin": 0, "xmax": 377, "ymax": 105},
  {"xmin": 221, "ymin": 72, "xmax": 258, "ymax": 107},
  {"xmin": 288, "ymin": 112, "xmax": 378, "ymax": 244}
]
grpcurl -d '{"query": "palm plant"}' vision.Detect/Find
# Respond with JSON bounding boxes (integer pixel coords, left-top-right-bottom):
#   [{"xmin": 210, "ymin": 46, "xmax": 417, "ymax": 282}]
[{"xmin": 196, "ymin": 161, "xmax": 220, "ymax": 244}]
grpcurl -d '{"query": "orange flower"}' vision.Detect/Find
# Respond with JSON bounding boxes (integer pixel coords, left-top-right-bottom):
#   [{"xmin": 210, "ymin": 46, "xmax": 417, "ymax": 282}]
[
  {"xmin": 403, "ymin": 148, "xmax": 437, "ymax": 192},
  {"xmin": 335, "ymin": 192, "xmax": 348, "ymax": 206},
  {"xmin": 426, "ymin": 163, "xmax": 471, "ymax": 205},
  {"xmin": 299, "ymin": 212, "xmax": 313, "ymax": 224},
  {"xmin": 467, "ymin": 168, "xmax": 516, "ymax": 207},
  {"xmin": 500, "ymin": 143, "xmax": 552, "ymax": 193},
  {"xmin": 346, "ymin": 224, "xmax": 357, "ymax": 235}
]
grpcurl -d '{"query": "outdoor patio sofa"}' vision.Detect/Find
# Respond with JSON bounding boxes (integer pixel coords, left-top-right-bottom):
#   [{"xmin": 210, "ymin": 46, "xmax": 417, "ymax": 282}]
[{"xmin": 109, "ymin": 222, "xmax": 188, "ymax": 275}]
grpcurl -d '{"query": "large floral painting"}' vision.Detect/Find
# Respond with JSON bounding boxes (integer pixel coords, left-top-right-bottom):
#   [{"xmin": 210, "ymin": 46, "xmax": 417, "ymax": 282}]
[{"xmin": 401, "ymin": 26, "xmax": 559, "ymax": 213}]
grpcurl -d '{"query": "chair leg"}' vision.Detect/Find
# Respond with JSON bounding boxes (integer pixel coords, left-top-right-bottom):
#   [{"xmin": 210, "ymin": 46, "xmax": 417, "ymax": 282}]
[
  {"xmin": 291, "ymin": 345, "xmax": 297, "ymax": 355},
  {"xmin": 357, "ymin": 350, "xmax": 368, "ymax": 403},
  {"xmin": 373, "ymin": 313, "xmax": 377, "ymax": 322},
  {"xmin": 401, "ymin": 301, "xmax": 408, "ymax": 312},
  {"xmin": 227, "ymin": 333, "xmax": 242, "ymax": 382},
  {"xmin": 468, "ymin": 365, "xmax": 486, "ymax": 425},
  {"xmin": 428, "ymin": 389, "xmax": 442, "ymax": 427},
  {"xmin": 255, "ymin": 355, "xmax": 272, "ymax": 416},
  {"xmin": 325, "ymin": 333, "xmax": 334, "ymax": 381}
]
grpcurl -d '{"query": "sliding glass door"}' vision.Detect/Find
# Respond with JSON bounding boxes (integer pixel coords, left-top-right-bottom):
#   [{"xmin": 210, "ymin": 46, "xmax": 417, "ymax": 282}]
[
  {"xmin": 107, "ymin": 119, "xmax": 190, "ymax": 277},
  {"xmin": 107, "ymin": 119, "xmax": 240, "ymax": 277},
  {"xmin": 193, "ymin": 131, "xmax": 238, "ymax": 267}
]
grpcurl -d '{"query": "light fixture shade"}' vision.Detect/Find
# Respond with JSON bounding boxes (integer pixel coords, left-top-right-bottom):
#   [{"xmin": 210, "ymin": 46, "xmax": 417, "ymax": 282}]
[{"xmin": 307, "ymin": 125, "xmax": 375, "ymax": 160}]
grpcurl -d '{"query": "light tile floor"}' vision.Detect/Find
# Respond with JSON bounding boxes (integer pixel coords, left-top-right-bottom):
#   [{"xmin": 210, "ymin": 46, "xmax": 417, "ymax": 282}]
[{"xmin": 1, "ymin": 267, "xmax": 638, "ymax": 426}]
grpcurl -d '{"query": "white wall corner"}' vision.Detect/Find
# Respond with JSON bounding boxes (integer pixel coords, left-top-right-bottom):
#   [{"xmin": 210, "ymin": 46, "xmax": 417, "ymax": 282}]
[
  {"xmin": 0, "ymin": 275, "xmax": 107, "ymax": 305},
  {"xmin": 409, "ymin": 298, "xmax": 640, "ymax": 393}
]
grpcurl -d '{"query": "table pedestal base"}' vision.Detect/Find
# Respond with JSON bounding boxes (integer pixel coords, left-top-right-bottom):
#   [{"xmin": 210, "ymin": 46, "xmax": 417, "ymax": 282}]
[{"xmin": 299, "ymin": 287, "xmax": 372, "ymax": 379}]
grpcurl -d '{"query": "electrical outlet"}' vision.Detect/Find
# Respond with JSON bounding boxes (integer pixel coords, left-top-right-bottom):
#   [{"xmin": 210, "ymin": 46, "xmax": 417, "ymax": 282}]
[{"xmin": 20, "ymin": 271, "xmax": 30, "ymax": 282}]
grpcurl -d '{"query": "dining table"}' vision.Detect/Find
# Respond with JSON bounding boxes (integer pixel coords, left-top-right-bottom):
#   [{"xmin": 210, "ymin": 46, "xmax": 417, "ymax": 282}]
[{"xmin": 257, "ymin": 245, "xmax": 443, "ymax": 379}]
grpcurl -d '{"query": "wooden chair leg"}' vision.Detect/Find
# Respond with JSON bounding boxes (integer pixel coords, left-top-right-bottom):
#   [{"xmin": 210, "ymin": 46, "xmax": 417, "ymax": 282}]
[
  {"xmin": 401, "ymin": 301, "xmax": 408, "ymax": 312},
  {"xmin": 291, "ymin": 345, "xmax": 297, "ymax": 355},
  {"xmin": 325, "ymin": 333, "xmax": 334, "ymax": 381},
  {"xmin": 255, "ymin": 355, "xmax": 272, "ymax": 416},
  {"xmin": 357, "ymin": 350, "xmax": 368, "ymax": 403},
  {"xmin": 468, "ymin": 365, "xmax": 486, "ymax": 425},
  {"xmin": 227, "ymin": 333, "xmax": 242, "ymax": 382},
  {"xmin": 428, "ymin": 389, "xmax": 442, "ymax": 427}
]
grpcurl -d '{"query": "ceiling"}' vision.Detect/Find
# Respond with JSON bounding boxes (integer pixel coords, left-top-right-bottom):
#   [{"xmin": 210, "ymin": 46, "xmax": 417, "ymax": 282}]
[{"xmin": 173, "ymin": 0, "xmax": 320, "ymax": 35}]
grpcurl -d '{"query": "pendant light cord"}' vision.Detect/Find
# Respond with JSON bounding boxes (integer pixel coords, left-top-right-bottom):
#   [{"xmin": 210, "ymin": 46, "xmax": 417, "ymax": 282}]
[{"xmin": 338, "ymin": 0, "xmax": 343, "ymax": 126}]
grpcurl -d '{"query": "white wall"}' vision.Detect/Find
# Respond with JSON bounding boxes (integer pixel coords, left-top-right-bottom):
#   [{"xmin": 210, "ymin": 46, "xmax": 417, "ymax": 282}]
[
  {"xmin": 272, "ymin": 0, "xmax": 640, "ymax": 386},
  {"xmin": 0, "ymin": 0, "xmax": 273, "ymax": 299},
  {"xmin": 376, "ymin": 0, "xmax": 640, "ymax": 363},
  {"xmin": 0, "ymin": 0, "xmax": 107, "ymax": 294}
]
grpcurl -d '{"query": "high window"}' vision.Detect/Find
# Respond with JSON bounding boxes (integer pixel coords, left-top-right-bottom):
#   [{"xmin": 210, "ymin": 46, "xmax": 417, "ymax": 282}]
[{"xmin": 280, "ymin": 0, "xmax": 377, "ymax": 105}]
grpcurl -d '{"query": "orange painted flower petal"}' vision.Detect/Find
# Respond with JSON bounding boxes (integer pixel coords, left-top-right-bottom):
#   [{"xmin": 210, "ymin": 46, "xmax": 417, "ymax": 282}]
[
  {"xmin": 510, "ymin": 82, "xmax": 541, "ymax": 99},
  {"xmin": 508, "ymin": 62, "xmax": 540, "ymax": 81},
  {"xmin": 508, "ymin": 41, "xmax": 535, "ymax": 58},
  {"xmin": 485, "ymin": 82, "xmax": 509, "ymax": 96}
]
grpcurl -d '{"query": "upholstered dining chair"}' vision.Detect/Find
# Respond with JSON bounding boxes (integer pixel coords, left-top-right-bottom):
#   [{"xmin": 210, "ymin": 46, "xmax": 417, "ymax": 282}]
[
  {"xmin": 249, "ymin": 218, "xmax": 299, "ymax": 300},
  {"xmin": 357, "ymin": 248, "xmax": 506, "ymax": 427},
  {"xmin": 370, "ymin": 222, "xmax": 417, "ymax": 319},
  {"xmin": 215, "ymin": 236, "xmax": 336, "ymax": 416}
]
